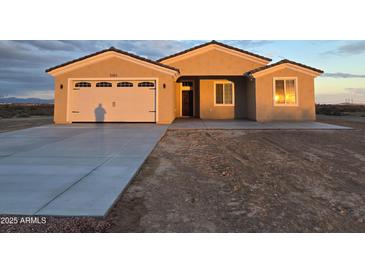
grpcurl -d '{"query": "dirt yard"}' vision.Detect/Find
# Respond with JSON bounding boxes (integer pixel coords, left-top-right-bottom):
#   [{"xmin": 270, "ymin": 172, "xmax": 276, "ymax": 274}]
[
  {"xmin": 1, "ymin": 117, "xmax": 365, "ymax": 232},
  {"xmin": 0, "ymin": 116, "xmax": 53, "ymax": 133}
]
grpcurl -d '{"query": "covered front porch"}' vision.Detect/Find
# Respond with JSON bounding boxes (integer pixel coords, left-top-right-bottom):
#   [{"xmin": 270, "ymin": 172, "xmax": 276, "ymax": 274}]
[{"xmin": 175, "ymin": 76, "xmax": 252, "ymax": 120}]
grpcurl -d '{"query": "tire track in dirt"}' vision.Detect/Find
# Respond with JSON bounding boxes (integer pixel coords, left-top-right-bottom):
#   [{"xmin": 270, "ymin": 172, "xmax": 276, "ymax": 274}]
[{"xmin": 204, "ymin": 130, "xmax": 365, "ymax": 231}]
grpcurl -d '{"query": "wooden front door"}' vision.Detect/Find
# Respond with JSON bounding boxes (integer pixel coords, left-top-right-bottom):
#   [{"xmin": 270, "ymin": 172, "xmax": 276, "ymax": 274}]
[
  {"xmin": 181, "ymin": 81, "xmax": 194, "ymax": 117},
  {"xmin": 182, "ymin": 90, "xmax": 193, "ymax": 116}
]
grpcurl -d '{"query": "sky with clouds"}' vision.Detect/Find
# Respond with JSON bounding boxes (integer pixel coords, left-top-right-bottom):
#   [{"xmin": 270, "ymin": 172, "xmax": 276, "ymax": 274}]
[{"xmin": 0, "ymin": 40, "xmax": 364, "ymax": 104}]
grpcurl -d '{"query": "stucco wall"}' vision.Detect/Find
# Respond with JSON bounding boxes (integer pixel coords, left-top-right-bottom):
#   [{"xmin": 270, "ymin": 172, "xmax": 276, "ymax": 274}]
[
  {"xmin": 254, "ymin": 68, "xmax": 316, "ymax": 122},
  {"xmin": 161, "ymin": 48, "xmax": 267, "ymax": 76},
  {"xmin": 199, "ymin": 79, "xmax": 235, "ymax": 119},
  {"xmin": 53, "ymin": 77, "xmax": 68, "ymax": 124},
  {"xmin": 174, "ymin": 82, "xmax": 180, "ymax": 118},
  {"xmin": 52, "ymin": 55, "xmax": 176, "ymax": 124}
]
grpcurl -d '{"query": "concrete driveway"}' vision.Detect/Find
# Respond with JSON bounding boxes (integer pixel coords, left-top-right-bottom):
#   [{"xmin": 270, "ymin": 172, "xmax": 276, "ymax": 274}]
[{"xmin": 0, "ymin": 123, "xmax": 167, "ymax": 216}]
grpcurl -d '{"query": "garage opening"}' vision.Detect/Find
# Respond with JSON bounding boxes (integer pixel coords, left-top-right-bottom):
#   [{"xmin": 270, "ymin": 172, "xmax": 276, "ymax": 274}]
[{"xmin": 71, "ymin": 79, "xmax": 156, "ymax": 122}]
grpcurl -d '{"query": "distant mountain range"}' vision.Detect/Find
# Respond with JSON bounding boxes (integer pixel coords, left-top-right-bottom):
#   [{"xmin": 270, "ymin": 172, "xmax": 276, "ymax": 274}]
[{"xmin": 0, "ymin": 97, "xmax": 54, "ymax": 104}]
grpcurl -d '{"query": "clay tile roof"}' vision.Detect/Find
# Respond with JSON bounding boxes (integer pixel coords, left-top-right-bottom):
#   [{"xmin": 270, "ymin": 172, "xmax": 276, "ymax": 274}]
[
  {"xmin": 245, "ymin": 59, "xmax": 324, "ymax": 76},
  {"xmin": 157, "ymin": 40, "xmax": 272, "ymax": 62},
  {"xmin": 46, "ymin": 47, "xmax": 180, "ymax": 73}
]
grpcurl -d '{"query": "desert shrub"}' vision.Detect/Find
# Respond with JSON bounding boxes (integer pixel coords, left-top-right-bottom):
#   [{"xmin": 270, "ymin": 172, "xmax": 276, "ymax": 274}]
[
  {"xmin": 0, "ymin": 104, "xmax": 54, "ymax": 118},
  {"xmin": 16, "ymin": 112, "xmax": 31, "ymax": 118},
  {"xmin": 316, "ymin": 104, "xmax": 365, "ymax": 116}
]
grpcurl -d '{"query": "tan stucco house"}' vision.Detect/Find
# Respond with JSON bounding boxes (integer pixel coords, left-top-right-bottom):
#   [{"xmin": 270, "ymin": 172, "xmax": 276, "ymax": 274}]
[{"xmin": 46, "ymin": 41, "xmax": 323, "ymax": 124}]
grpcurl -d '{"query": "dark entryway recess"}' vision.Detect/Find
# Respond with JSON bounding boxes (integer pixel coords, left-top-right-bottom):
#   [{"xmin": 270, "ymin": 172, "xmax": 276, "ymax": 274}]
[
  {"xmin": 179, "ymin": 76, "xmax": 247, "ymax": 119},
  {"xmin": 182, "ymin": 90, "xmax": 194, "ymax": 116}
]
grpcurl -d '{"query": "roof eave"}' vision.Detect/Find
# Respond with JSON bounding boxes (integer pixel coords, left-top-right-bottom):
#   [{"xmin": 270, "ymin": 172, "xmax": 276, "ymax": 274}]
[
  {"xmin": 246, "ymin": 60, "xmax": 323, "ymax": 78},
  {"xmin": 157, "ymin": 40, "xmax": 272, "ymax": 63},
  {"xmin": 46, "ymin": 47, "xmax": 180, "ymax": 76}
]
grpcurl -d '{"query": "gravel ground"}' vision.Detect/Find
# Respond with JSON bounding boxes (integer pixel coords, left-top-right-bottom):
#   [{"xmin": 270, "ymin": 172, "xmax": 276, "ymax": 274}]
[{"xmin": 1, "ymin": 117, "xmax": 364, "ymax": 232}]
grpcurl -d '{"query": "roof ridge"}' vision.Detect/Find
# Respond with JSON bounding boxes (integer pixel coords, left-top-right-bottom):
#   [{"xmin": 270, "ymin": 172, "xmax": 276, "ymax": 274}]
[
  {"xmin": 46, "ymin": 47, "xmax": 180, "ymax": 73},
  {"xmin": 157, "ymin": 40, "xmax": 272, "ymax": 62}
]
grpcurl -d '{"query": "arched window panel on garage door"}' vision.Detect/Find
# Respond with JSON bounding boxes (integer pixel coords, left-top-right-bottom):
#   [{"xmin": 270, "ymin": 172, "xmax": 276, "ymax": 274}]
[
  {"xmin": 75, "ymin": 81, "xmax": 91, "ymax": 88},
  {"xmin": 117, "ymin": 82, "xmax": 134, "ymax": 87},
  {"xmin": 138, "ymin": 81, "xmax": 155, "ymax": 87},
  {"xmin": 96, "ymin": 82, "xmax": 112, "ymax": 87}
]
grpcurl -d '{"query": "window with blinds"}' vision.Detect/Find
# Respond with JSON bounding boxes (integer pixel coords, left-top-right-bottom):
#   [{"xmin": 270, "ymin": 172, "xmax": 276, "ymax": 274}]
[{"xmin": 215, "ymin": 82, "xmax": 234, "ymax": 106}]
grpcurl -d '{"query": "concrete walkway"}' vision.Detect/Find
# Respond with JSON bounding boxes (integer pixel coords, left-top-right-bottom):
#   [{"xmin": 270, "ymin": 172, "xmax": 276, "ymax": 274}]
[
  {"xmin": 0, "ymin": 123, "xmax": 167, "ymax": 216},
  {"xmin": 169, "ymin": 118, "xmax": 351, "ymax": 130}
]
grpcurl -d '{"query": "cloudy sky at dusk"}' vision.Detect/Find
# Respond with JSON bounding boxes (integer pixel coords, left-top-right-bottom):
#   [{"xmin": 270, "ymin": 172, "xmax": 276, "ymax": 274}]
[{"xmin": 0, "ymin": 40, "xmax": 364, "ymax": 104}]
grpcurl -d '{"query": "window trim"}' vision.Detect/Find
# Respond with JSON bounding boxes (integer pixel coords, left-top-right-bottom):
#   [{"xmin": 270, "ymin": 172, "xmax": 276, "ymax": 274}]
[
  {"xmin": 213, "ymin": 81, "xmax": 235, "ymax": 106},
  {"xmin": 272, "ymin": 77, "xmax": 299, "ymax": 107}
]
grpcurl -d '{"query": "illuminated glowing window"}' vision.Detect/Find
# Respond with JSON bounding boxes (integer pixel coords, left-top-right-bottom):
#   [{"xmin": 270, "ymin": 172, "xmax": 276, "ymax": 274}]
[
  {"xmin": 214, "ymin": 81, "xmax": 234, "ymax": 106},
  {"xmin": 274, "ymin": 78, "xmax": 297, "ymax": 105}
]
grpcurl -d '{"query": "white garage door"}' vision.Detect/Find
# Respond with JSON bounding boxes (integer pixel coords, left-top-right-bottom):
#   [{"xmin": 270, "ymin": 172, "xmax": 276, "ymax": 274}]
[{"xmin": 71, "ymin": 79, "xmax": 156, "ymax": 122}]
